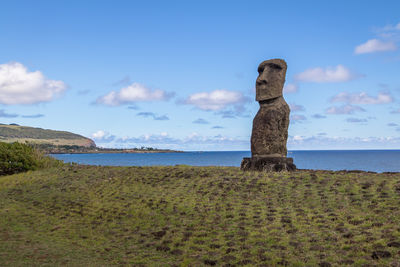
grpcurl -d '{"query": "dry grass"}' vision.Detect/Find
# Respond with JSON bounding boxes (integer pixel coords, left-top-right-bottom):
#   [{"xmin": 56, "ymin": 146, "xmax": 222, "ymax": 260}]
[{"xmin": 1, "ymin": 138, "xmax": 93, "ymax": 147}]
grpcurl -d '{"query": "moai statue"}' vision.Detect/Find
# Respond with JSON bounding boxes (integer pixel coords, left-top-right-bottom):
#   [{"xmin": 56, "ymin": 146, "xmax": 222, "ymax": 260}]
[{"xmin": 241, "ymin": 59, "xmax": 296, "ymax": 171}]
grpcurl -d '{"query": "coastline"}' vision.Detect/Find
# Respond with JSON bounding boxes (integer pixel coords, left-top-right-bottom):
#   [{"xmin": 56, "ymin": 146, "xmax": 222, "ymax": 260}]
[
  {"xmin": 49, "ymin": 150, "xmax": 400, "ymax": 173},
  {"xmin": 49, "ymin": 149, "xmax": 184, "ymax": 154}
]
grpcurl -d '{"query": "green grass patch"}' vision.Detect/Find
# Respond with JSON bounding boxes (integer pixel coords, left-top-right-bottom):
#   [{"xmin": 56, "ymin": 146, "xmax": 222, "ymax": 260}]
[
  {"xmin": 1, "ymin": 165, "xmax": 400, "ymax": 266},
  {"xmin": 0, "ymin": 142, "xmax": 62, "ymax": 175}
]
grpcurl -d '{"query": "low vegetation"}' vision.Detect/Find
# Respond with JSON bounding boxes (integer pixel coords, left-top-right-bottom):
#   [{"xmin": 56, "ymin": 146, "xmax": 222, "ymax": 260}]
[
  {"xmin": 0, "ymin": 142, "xmax": 61, "ymax": 175},
  {"xmin": 1, "ymin": 165, "xmax": 400, "ymax": 266}
]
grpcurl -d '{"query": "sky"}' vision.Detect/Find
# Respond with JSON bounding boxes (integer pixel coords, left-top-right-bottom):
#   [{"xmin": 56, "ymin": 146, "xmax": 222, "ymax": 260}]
[{"xmin": 1, "ymin": 0, "xmax": 400, "ymax": 151}]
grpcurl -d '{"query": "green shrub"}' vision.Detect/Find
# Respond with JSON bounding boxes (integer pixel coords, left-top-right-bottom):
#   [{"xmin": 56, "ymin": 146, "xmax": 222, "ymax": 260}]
[{"xmin": 0, "ymin": 142, "xmax": 62, "ymax": 175}]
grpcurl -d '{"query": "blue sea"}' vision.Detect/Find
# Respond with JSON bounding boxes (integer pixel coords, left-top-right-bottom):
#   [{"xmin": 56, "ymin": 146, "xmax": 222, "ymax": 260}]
[{"xmin": 51, "ymin": 150, "xmax": 400, "ymax": 173}]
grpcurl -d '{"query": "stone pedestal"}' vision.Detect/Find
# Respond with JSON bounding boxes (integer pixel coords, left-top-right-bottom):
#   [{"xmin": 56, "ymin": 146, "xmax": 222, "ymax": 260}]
[{"xmin": 241, "ymin": 157, "xmax": 296, "ymax": 172}]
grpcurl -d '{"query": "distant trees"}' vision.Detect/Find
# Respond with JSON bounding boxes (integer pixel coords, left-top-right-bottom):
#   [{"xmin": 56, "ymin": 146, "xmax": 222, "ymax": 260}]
[{"xmin": 140, "ymin": 146, "xmax": 155, "ymax": 151}]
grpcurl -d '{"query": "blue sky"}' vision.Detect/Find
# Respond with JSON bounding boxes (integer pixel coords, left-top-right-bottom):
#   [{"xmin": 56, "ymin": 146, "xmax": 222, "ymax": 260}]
[{"xmin": 1, "ymin": 0, "xmax": 400, "ymax": 150}]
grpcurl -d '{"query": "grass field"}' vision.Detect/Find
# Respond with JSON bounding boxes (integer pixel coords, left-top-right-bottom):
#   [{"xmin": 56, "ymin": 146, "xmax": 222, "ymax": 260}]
[
  {"xmin": 0, "ymin": 124, "xmax": 95, "ymax": 148},
  {"xmin": 0, "ymin": 137, "xmax": 94, "ymax": 147},
  {"xmin": 0, "ymin": 165, "xmax": 400, "ymax": 266}
]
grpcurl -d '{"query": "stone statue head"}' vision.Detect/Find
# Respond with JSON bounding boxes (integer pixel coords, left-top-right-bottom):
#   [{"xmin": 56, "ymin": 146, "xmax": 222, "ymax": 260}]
[{"xmin": 255, "ymin": 58, "xmax": 287, "ymax": 101}]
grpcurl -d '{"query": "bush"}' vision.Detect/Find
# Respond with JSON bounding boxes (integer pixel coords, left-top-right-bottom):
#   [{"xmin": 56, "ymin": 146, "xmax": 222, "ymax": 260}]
[{"xmin": 0, "ymin": 142, "xmax": 62, "ymax": 175}]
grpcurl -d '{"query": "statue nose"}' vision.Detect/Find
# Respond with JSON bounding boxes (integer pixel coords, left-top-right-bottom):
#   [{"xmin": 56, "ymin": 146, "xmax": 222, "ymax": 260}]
[
  {"xmin": 256, "ymin": 79, "xmax": 268, "ymax": 86},
  {"xmin": 257, "ymin": 72, "xmax": 269, "ymax": 84}
]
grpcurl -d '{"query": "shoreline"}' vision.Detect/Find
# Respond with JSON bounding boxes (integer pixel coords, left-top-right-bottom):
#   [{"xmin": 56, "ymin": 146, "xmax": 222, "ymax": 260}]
[{"xmin": 48, "ymin": 149, "xmax": 184, "ymax": 154}]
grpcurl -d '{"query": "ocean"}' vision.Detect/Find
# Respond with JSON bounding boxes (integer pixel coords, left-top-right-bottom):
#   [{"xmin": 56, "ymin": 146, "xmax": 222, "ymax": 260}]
[{"xmin": 51, "ymin": 150, "xmax": 400, "ymax": 173}]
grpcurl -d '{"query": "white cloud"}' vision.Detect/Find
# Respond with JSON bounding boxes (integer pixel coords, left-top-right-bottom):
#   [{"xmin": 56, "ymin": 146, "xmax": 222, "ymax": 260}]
[
  {"xmin": 295, "ymin": 65, "xmax": 356, "ymax": 83},
  {"xmin": 289, "ymin": 103, "xmax": 305, "ymax": 112},
  {"xmin": 184, "ymin": 89, "xmax": 245, "ymax": 111},
  {"xmin": 355, "ymin": 39, "xmax": 397, "ymax": 54},
  {"xmin": 97, "ymin": 82, "xmax": 173, "ymax": 106},
  {"xmin": 283, "ymin": 83, "xmax": 298, "ymax": 93},
  {"xmin": 91, "ymin": 130, "xmax": 106, "ymax": 139},
  {"xmin": 290, "ymin": 114, "xmax": 307, "ymax": 122},
  {"xmin": 326, "ymin": 104, "xmax": 365, "ymax": 115},
  {"xmin": 331, "ymin": 92, "xmax": 393, "ymax": 105},
  {"xmin": 91, "ymin": 130, "xmax": 115, "ymax": 143},
  {"xmin": 0, "ymin": 62, "xmax": 66, "ymax": 105},
  {"xmin": 377, "ymin": 22, "xmax": 400, "ymax": 33}
]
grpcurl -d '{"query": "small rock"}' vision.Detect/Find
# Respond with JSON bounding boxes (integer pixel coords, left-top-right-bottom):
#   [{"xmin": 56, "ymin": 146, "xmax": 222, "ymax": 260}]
[
  {"xmin": 319, "ymin": 262, "xmax": 331, "ymax": 267},
  {"xmin": 372, "ymin": 250, "xmax": 391, "ymax": 259},
  {"xmin": 152, "ymin": 230, "xmax": 166, "ymax": 239},
  {"xmin": 388, "ymin": 241, "xmax": 400, "ymax": 248},
  {"xmin": 204, "ymin": 259, "xmax": 217, "ymax": 266}
]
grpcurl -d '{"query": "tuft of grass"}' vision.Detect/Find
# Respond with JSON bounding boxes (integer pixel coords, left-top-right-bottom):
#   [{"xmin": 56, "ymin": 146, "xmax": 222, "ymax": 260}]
[{"xmin": 0, "ymin": 165, "xmax": 400, "ymax": 266}]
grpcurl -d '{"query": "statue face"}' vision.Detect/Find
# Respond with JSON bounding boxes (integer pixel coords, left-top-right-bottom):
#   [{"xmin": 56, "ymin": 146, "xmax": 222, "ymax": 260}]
[{"xmin": 256, "ymin": 59, "xmax": 287, "ymax": 101}]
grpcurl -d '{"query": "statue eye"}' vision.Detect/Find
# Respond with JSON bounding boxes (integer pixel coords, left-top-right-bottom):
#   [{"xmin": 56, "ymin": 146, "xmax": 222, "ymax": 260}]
[
  {"xmin": 269, "ymin": 63, "xmax": 282, "ymax": 71},
  {"xmin": 257, "ymin": 66, "xmax": 264, "ymax": 74}
]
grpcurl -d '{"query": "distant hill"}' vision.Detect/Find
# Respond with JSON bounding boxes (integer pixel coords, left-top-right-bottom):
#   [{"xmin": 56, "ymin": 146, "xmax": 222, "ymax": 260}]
[{"xmin": 0, "ymin": 124, "xmax": 95, "ymax": 147}]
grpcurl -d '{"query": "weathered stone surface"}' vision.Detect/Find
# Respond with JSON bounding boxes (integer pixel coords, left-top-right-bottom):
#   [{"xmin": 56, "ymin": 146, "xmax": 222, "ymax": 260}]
[
  {"xmin": 241, "ymin": 157, "xmax": 296, "ymax": 172},
  {"xmin": 241, "ymin": 58, "xmax": 296, "ymax": 172},
  {"xmin": 256, "ymin": 59, "xmax": 287, "ymax": 101},
  {"xmin": 251, "ymin": 97, "xmax": 289, "ymax": 157}
]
